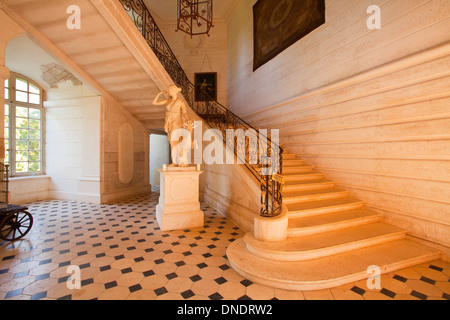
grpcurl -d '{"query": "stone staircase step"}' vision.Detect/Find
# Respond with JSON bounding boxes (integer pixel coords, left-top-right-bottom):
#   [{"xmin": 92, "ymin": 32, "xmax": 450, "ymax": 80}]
[
  {"xmin": 282, "ymin": 166, "xmax": 315, "ymax": 175},
  {"xmin": 287, "ymin": 197, "xmax": 365, "ymax": 218},
  {"xmin": 226, "ymin": 147, "xmax": 444, "ymax": 292},
  {"xmin": 227, "ymin": 238, "xmax": 441, "ymax": 291},
  {"xmin": 283, "ymin": 172, "xmax": 324, "ymax": 182},
  {"xmin": 283, "ymin": 188, "xmax": 350, "ymax": 205},
  {"xmin": 282, "ymin": 153, "xmax": 298, "ymax": 160},
  {"xmin": 287, "ymin": 208, "xmax": 383, "ymax": 237},
  {"xmin": 283, "ymin": 159, "xmax": 306, "ymax": 167},
  {"xmin": 283, "ymin": 179, "xmax": 336, "ymax": 192},
  {"xmin": 244, "ymin": 222, "xmax": 406, "ymax": 262}
]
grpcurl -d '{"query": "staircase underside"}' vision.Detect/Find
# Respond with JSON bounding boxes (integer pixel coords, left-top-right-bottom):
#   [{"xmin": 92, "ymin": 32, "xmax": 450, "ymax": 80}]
[
  {"xmin": 227, "ymin": 151, "xmax": 442, "ymax": 291},
  {"xmin": 3, "ymin": 0, "xmax": 167, "ymax": 132}
]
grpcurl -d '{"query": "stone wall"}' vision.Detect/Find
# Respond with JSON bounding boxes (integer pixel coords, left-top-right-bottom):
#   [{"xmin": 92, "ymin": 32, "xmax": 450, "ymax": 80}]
[{"xmin": 100, "ymin": 97, "xmax": 150, "ymax": 203}]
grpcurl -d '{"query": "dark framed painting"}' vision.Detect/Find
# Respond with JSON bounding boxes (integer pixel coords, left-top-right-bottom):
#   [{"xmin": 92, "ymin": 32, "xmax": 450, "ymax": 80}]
[
  {"xmin": 253, "ymin": 0, "xmax": 326, "ymax": 71},
  {"xmin": 195, "ymin": 72, "xmax": 217, "ymax": 101}
]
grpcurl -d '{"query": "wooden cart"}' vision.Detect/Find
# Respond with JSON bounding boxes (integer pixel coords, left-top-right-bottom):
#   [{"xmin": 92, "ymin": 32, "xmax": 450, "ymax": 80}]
[{"xmin": 0, "ymin": 163, "xmax": 33, "ymax": 241}]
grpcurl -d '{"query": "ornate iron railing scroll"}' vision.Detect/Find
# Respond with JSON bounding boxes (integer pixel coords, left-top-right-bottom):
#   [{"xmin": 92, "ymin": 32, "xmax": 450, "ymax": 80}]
[{"xmin": 120, "ymin": 0, "xmax": 284, "ymax": 217}]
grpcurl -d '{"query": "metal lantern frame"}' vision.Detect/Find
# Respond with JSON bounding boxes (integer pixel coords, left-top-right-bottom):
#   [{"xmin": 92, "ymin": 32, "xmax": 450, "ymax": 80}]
[{"xmin": 176, "ymin": 0, "xmax": 214, "ymax": 37}]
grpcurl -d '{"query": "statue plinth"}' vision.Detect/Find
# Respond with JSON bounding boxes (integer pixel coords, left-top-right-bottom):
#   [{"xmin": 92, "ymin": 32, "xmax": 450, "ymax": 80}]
[{"xmin": 156, "ymin": 166, "xmax": 204, "ymax": 231}]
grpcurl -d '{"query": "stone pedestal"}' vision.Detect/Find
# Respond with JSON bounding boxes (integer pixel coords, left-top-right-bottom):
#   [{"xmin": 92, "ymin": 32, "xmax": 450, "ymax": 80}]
[{"xmin": 156, "ymin": 166, "xmax": 204, "ymax": 231}]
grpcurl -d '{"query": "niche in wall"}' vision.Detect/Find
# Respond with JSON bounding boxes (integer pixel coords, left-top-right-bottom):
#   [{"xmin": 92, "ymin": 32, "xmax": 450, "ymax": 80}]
[{"xmin": 118, "ymin": 122, "xmax": 134, "ymax": 184}]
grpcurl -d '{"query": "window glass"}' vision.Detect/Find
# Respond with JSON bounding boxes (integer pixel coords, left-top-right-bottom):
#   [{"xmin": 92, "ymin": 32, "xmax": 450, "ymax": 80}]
[
  {"xmin": 29, "ymin": 162, "xmax": 40, "ymax": 172},
  {"xmin": 16, "ymin": 117, "xmax": 28, "ymax": 129},
  {"xmin": 29, "ymin": 130, "xmax": 40, "ymax": 140},
  {"xmin": 4, "ymin": 79, "xmax": 8, "ymax": 100},
  {"xmin": 29, "ymin": 141, "xmax": 40, "ymax": 151},
  {"xmin": 29, "ymin": 119, "xmax": 40, "ymax": 130},
  {"xmin": 29, "ymin": 109, "xmax": 41, "ymax": 119},
  {"xmin": 29, "ymin": 151, "xmax": 40, "ymax": 162},
  {"xmin": 16, "ymin": 78, "xmax": 28, "ymax": 92},
  {"xmin": 16, "ymin": 151, "xmax": 28, "ymax": 162},
  {"xmin": 16, "ymin": 107, "xmax": 29, "ymax": 118},
  {"xmin": 4, "ymin": 104, "xmax": 9, "ymax": 165},
  {"xmin": 16, "ymin": 161, "xmax": 28, "ymax": 173},
  {"xmin": 4, "ymin": 75, "xmax": 44, "ymax": 176},
  {"xmin": 16, "ymin": 90, "xmax": 28, "ymax": 103},
  {"xmin": 29, "ymin": 83, "xmax": 40, "ymax": 95},
  {"xmin": 16, "ymin": 129, "xmax": 28, "ymax": 140},
  {"xmin": 29, "ymin": 93, "xmax": 40, "ymax": 105},
  {"xmin": 16, "ymin": 140, "xmax": 28, "ymax": 150}
]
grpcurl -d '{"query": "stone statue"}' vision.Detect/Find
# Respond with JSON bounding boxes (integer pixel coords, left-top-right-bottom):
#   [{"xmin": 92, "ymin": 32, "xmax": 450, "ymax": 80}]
[{"xmin": 153, "ymin": 85, "xmax": 192, "ymax": 167}]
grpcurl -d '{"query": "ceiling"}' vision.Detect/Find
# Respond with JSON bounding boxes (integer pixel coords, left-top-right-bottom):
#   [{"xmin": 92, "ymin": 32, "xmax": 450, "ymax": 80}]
[
  {"xmin": 143, "ymin": 0, "xmax": 240, "ymax": 23},
  {"xmin": 5, "ymin": 36, "xmax": 84, "ymax": 91}
]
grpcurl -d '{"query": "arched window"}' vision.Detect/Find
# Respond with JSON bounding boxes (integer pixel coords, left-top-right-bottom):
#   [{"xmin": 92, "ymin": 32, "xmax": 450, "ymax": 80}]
[{"xmin": 4, "ymin": 73, "xmax": 44, "ymax": 176}]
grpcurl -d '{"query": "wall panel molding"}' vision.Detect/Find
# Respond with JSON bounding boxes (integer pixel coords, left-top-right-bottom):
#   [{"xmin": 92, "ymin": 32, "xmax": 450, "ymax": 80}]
[{"xmin": 243, "ymin": 41, "xmax": 450, "ymax": 120}]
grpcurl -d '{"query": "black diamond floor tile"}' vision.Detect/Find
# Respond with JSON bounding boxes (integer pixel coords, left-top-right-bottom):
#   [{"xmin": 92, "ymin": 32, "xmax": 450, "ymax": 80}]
[{"xmin": 0, "ymin": 193, "xmax": 448, "ymax": 301}]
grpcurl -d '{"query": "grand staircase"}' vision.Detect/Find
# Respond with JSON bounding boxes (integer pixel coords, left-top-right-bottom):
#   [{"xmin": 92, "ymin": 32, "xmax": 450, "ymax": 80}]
[
  {"xmin": 3, "ymin": 0, "xmax": 442, "ymax": 292},
  {"xmin": 226, "ymin": 149, "xmax": 441, "ymax": 291},
  {"xmin": 111, "ymin": 0, "xmax": 442, "ymax": 291}
]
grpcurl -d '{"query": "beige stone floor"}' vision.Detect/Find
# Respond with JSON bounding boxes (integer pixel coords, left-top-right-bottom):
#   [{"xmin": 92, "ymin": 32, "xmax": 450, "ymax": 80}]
[{"xmin": 0, "ymin": 191, "xmax": 449, "ymax": 300}]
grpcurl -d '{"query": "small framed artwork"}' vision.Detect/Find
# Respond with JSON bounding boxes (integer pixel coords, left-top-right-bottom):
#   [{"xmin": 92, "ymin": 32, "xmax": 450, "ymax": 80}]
[{"xmin": 195, "ymin": 72, "xmax": 217, "ymax": 101}]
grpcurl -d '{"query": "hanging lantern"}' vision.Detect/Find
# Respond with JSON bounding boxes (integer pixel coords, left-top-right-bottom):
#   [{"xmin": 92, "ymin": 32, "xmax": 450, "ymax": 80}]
[{"xmin": 176, "ymin": 0, "xmax": 214, "ymax": 37}]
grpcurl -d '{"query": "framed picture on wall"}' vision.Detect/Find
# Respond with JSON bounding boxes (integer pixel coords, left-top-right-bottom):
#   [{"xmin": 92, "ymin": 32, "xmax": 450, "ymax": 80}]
[
  {"xmin": 195, "ymin": 72, "xmax": 217, "ymax": 101},
  {"xmin": 253, "ymin": 0, "xmax": 326, "ymax": 71}
]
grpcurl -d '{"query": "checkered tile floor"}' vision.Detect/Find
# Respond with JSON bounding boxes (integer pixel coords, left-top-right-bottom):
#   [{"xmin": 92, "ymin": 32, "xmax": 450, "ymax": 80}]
[{"xmin": 0, "ymin": 191, "xmax": 449, "ymax": 300}]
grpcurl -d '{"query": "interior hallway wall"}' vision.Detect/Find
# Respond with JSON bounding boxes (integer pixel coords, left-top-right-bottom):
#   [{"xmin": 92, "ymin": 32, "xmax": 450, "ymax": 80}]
[
  {"xmin": 45, "ymin": 94, "xmax": 101, "ymax": 203},
  {"xmin": 158, "ymin": 21, "xmax": 228, "ymax": 106},
  {"xmin": 100, "ymin": 97, "xmax": 151, "ymax": 203},
  {"xmin": 4, "ymin": 35, "xmax": 102, "ymax": 204}
]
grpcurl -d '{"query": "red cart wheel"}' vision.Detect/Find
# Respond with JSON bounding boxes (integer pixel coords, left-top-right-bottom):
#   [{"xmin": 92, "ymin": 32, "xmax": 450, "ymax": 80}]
[{"xmin": 0, "ymin": 210, "xmax": 33, "ymax": 241}]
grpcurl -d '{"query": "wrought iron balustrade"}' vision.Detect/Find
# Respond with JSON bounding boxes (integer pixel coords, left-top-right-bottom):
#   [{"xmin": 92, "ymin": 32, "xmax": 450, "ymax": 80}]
[{"xmin": 120, "ymin": 0, "xmax": 284, "ymax": 217}]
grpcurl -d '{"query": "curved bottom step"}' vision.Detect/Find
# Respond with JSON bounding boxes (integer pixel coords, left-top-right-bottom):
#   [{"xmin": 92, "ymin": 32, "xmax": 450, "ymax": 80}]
[
  {"xmin": 227, "ymin": 238, "xmax": 441, "ymax": 291},
  {"xmin": 245, "ymin": 222, "xmax": 406, "ymax": 261},
  {"xmin": 287, "ymin": 208, "xmax": 383, "ymax": 237}
]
